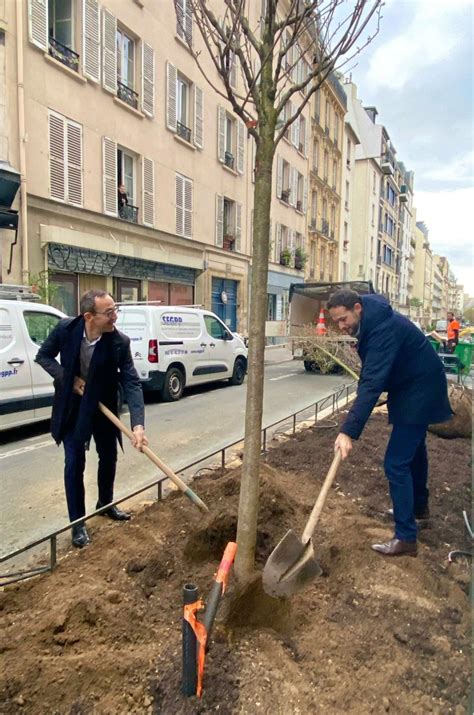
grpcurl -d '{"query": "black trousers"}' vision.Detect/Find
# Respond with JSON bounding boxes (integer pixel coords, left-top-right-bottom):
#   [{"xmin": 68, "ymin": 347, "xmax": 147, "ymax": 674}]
[{"xmin": 62, "ymin": 412, "xmax": 118, "ymax": 522}]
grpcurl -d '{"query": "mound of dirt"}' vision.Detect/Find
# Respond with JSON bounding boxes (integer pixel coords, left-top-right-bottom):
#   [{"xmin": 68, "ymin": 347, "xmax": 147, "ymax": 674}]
[{"xmin": 0, "ymin": 412, "xmax": 471, "ymax": 714}]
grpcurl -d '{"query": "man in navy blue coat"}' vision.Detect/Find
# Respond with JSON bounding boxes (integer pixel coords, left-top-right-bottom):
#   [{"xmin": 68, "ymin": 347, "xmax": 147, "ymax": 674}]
[
  {"xmin": 328, "ymin": 289, "xmax": 451, "ymax": 557},
  {"xmin": 36, "ymin": 290, "xmax": 148, "ymax": 548}
]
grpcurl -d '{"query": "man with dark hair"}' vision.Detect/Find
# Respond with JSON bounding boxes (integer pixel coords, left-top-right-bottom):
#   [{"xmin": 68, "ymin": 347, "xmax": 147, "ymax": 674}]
[
  {"xmin": 328, "ymin": 289, "xmax": 451, "ymax": 557},
  {"xmin": 36, "ymin": 290, "xmax": 148, "ymax": 548}
]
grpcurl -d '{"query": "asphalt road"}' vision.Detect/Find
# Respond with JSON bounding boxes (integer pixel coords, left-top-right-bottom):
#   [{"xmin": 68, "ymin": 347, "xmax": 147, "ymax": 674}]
[{"xmin": 0, "ymin": 359, "xmax": 351, "ymax": 560}]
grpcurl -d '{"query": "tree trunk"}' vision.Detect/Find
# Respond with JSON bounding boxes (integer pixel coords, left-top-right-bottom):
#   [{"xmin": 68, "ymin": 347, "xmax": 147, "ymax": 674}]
[{"xmin": 235, "ymin": 129, "xmax": 274, "ymax": 582}]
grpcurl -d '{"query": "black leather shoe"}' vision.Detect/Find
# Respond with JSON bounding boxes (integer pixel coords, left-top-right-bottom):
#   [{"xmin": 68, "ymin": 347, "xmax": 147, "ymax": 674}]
[
  {"xmin": 96, "ymin": 503, "xmax": 131, "ymax": 521},
  {"xmin": 72, "ymin": 523, "xmax": 90, "ymax": 548},
  {"xmin": 371, "ymin": 538, "xmax": 417, "ymax": 557}
]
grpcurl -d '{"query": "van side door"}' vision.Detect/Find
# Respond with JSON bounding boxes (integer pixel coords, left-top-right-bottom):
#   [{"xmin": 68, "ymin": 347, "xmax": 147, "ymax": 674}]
[
  {"xmin": 202, "ymin": 314, "xmax": 234, "ymax": 378},
  {"xmin": 0, "ymin": 304, "xmax": 35, "ymax": 430}
]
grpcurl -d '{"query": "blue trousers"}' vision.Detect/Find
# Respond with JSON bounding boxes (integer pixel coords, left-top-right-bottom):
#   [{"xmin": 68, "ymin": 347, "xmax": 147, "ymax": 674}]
[
  {"xmin": 63, "ymin": 415, "xmax": 118, "ymax": 522},
  {"xmin": 384, "ymin": 424, "xmax": 429, "ymax": 542}
]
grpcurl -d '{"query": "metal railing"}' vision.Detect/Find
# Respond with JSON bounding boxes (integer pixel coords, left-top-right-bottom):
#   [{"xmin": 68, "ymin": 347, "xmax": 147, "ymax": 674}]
[
  {"xmin": 118, "ymin": 203, "xmax": 139, "ymax": 223},
  {"xmin": 177, "ymin": 121, "xmax": 192, "ymax": 143},
  {"xmin": 48, "ymin": 36, "xmax": 80, "ymax": 72},
  {"xmin": 0, "ymin": 381, "xmax": 357, "ymax": 585},
  {"xmin": 117, "ymin": 80, "xmax": 139, "ymax": 110},
  {"xmin": 224, "ymin": 151, "xmax": 235, "ymax": 169}
]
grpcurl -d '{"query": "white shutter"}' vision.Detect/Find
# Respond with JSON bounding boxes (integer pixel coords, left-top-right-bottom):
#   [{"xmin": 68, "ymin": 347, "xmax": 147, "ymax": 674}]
[
  {"xmin": 291, "ymin": 116, "xmax": 299, "ymax": 148},
  {"xmin": 142, "ymin": 157, "xmax": 154, "ymax": 226},
  {"xmin": 66, "ymin": 121, "xmax": 83, "ymax": 206},
  {"xmin": 303, "ymin": 177, "xmax": 308, "ymax": 214},
  {"xmin": 102, "ymin": 9, "xmax": 117, "ymax": 94},
  {"xmin": 184, "ymin": 1, "xmax": 193, "ymax": 44},
  {"xmin": 251, "ymin": 137, "xmax": 256, "ymax": 183},
  {"xmin": 194, "ymin": 86, "xmax": 204, "ymax": 149},
  {"xmin": 184, "ymin": 177, "xmax": 193, "ymax": 238},
  {"xmin": 276, "ymin": 155, "xmax": 283, "ymax": 198},
  {"xmin": 237, "ymin": 120, "xmax": 245, "ymax": 174},
  {"xmin": 304, "ymin": 119, "xmax": 308, "ymax": 157},
  {"xmin": 217, "ymin": 105, "xmax": 226, "ymax": 163},
  {"xmin": 290, "ymin": 229, "xmax": 296, "ymax": 267},
  {"xmin": 176, "ymin": 174, "xmax": 184, "ymax": 235},
  {"xmin": 290, "ymin": 167, "xmax": 297, "ymax": 207},
  {"xmin": 235, "ymin": 202, "xmax": 242, "ymax": 252},
  {"xmin": 142, "ymin": 43, "xmax": 155, "ymax": 117},
  {"xmin": 166, "ymin": 61, "xmax": 177, "ymax": 131},
  {"xmin": 28, "ymin": 0, "xmax": 48, "ymax": 51},
  {"xmin": 275, "ymin": 223, "xmax": 282, "ymax": 262},
  {"xmin": 215, "ymin": 194, "xmax": 224, "ymax": 247},
  {"xmin": 49, "ymin": 113, "xmax": 65, "ymax": 201},
  {"xmin": 103, "ymin": 137, "xmax": 117, "ymax": 216},
  {"xmin": 83, "ymin": 0, "xmax": 100, "ymax": 82},
  {"xmin": 175, "ymin": 0, "xmax": 184, "ymax": 39}
]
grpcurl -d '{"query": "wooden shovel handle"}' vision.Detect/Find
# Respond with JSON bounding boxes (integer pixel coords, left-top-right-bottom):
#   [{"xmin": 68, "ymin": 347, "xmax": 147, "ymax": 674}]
[
  {"xmin": 301, "ymin": 450, "xmax": 342, "ymax": 543},
  {"xmin": 98, "ymin": 402, "xmax": 209, "ymax": 512}
]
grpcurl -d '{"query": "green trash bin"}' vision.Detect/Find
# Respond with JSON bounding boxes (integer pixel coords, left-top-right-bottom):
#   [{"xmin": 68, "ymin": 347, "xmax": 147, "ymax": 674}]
[{"xmin": 455, "ymin": 342, "xmax": 474, "ymax": 376}]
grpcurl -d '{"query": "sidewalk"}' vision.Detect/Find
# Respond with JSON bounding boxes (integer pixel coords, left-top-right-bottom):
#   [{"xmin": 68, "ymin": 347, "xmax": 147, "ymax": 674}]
[{"xmin": 264, "ymin": 343, "xmax": 294, "ymax": 364}]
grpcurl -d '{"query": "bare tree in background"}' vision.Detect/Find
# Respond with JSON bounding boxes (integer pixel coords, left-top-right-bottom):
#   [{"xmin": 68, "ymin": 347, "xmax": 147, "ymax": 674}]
[{"xmin": 176, "ymin": 0, "xmax": 383, "ymax": 582}]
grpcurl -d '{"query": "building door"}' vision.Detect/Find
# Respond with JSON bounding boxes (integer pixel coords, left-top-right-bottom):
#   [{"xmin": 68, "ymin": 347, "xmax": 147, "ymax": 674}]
[
  {"xmin": 211, "ymin": 278, "xmax": 237, "ymax": 331},
  {"xmin": 116, "ymin": 278, "xmax": 141, "ymax": 303}
]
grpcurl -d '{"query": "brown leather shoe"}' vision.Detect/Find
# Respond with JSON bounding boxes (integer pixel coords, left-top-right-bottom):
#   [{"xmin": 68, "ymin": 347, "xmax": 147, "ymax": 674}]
[{"xmin": 371, "ymin": 538, "xmax": 417, "ymax": 557}]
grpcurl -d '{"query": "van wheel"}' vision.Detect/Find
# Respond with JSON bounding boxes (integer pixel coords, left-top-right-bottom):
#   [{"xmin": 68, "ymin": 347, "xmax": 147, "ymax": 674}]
[
  {"xmin": 304, "ymin": 360, "xmax": 319, "ymax": 373},
  {"xmin": 229, "ymin": 358, "xmax": 246, "ymax": 386},
  {"xmin": 162, "ymin": 368, "xmax": 184, "ymax": 401}
]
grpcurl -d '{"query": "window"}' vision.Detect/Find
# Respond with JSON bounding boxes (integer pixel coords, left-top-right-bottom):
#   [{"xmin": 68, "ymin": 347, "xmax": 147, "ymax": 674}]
[
  {"xmin": 346, "ymin": 137, "xmax": 351, "ymax": 167},
  {"xmin": 320, "ymin": 245, "xmax": 326, "ymax": 278},
  {"xmin": 334, "ymin": 114, "xmax": 339, "ymax": 145},
  {"xmin": 311, "ymin": 191, "xmax": 317, "ymax": 226},
  {"xmin": 176, "ymin": 0, "xmax": 192, "ymax": 44},
  {"xmin": 298, "ymin": 115, "xmax": 306, "ymax": 154},
  {"xmin": 116, "ymin": 28, "xmax": 134, "ymax": 89},
  {"xmin": 372, "ymin": 171, "xmax": 376, "ymax": 194},
  {"xmin": 385, "ymin": 214, "xmax": 394, "ymax": 237},
  {"xmin": 310, "ymin": 241, "xmax": 317, "ymax": 275},
  {"xmin": 117, "ymin": 147, "xmax": 137, "ymax": 222},
  {"xmin": 215, "ymin": 195, "xmax": 242, "ymax": 252},
  {"xmin": 314, "ymin": 89, "xmax": 321, "ymax": 120},
  {"xmin": 312, "ymin": 139, "xmax": 319, "ymax": 172},
  {"xmin": 24, "ymin": 311, "xmax": 62, "ymax": 345},
  {"xmin": 325, "ymin": 100, "xmax": 330, "ymax": 134},
  {"xmin": 296, "ymin": 172, "xmax": 304, "ymax": 212},
  {"xmin": 386, "ymin": 183, "xmax": 396, "ymax": 207},
  {"xmin": 371, "ymin": 203, "xmax": 375, "ymax": 226},
  {"xmin": 204, "ymin": 315, "xmax": 228, "ymax": 340},
  {"xmin": 345, "ymin": 180, "xmax": 349, "ymax": 209},
  {"xmin": 278, "ymin": 158, "xmax": 291, "ymax": 203},
  {"xmin": 330, "ymin": 204, "xmax": 336, "ymax": 235},
  {"xmin": 166, "ymin": 63, "xmax": 203, "ymax": 148},
  {"xmin": 332, "ymin": 160, "xmax": 337, "ymax": 188},
  {"xmin": 48, "ymin": 111, "xmax": 83, "ymax": 206},
  {"xmin": 218, "ymin": 106, "xmax": 244, "ymax": 172},
  {"xmin": 48, "ymin": 0, "xmax": 73, "ymax": 48},
  {"xmin": 323, "ymin": 150, "xmax": 329, "ymax": 181},
  {"xmin": 176, "ymin": 173, "xmax": 193, "ymax": 238}
]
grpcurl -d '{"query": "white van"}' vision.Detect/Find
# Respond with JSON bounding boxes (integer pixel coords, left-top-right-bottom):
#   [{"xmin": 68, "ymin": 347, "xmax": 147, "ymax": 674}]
[
  {"xmin": 115, "ymin": 305, "xmax": 248, "ymax": 401},
  {"xmin": 0, "ymin": 297, "xmax": 66, "ymax": 431}
]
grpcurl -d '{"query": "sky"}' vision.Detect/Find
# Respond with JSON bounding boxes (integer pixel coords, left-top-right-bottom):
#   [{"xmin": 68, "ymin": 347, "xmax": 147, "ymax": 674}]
[{"xmin": 340, "ymin": 0, "xmax": 473, "ymax": 294}]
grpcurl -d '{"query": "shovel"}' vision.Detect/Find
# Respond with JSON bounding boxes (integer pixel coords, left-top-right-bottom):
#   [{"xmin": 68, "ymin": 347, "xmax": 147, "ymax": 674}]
[
  {"xmin": 98, "ymin": 402, "xmax": 209, "ymax": 513},
  {"xmin": 262, "ymin": 450, "xmax": 342, "ymax": 598}
]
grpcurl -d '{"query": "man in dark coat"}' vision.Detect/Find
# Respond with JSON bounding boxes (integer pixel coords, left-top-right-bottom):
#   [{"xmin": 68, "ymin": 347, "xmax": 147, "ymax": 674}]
[
  {"xmin": 36, "ymin": 290, "xmax": 148, "ymax": 548},
  {"xmin": 328, "ymin": 289, "xmax": 451, "ymax": 557}
]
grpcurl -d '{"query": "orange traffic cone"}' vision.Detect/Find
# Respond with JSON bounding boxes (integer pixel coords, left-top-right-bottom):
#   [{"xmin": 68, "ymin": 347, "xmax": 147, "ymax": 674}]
[{"xmin": 315, "ymin": 308, "xmax": 327, "ymax": 336}]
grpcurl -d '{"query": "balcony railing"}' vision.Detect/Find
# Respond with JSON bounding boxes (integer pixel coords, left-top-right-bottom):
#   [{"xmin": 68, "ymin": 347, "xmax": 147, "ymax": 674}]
[
  {"xmin": 117, "ymin": 80, "xmax": 139, "ymax": 110},
  {"xmin": 119, "ymin": 204, "xmax": 139, "ymax": 224},
  {"xmin": 48, "ymin": 36, "xmax": 79, "ymax": 73},
  {"xmin": 280, "ymin": 188, "xmax": 290, "ymax": 204},
  {"xmin": 177, "ymin": 121, "xmax": 192, "ymax": 143},
  {"xmin": 309, "ymin": 218, "xmax": 317, "ymax": 230},
  {"xmin": 321, "ymin": 218, "xmax": 329, "ymax": 236},
  {"xmin": 224, "ymin": 151, "xmax": 235, "ymax": 170},
  {"xmin": 296, "ymin": 199, "xmax": 303, "ymax": 212}
]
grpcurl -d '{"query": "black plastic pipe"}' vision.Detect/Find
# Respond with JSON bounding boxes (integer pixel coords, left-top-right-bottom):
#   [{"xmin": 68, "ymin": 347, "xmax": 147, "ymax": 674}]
[{"xmin": 182, "ymin": 583, "xmax": 198, "ymax": 696}]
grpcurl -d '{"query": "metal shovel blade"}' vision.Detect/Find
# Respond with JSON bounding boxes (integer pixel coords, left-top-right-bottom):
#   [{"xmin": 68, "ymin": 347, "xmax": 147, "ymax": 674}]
[{"xmin": 262, "ymin": 529, "xmax": 322, "ymax": 598}]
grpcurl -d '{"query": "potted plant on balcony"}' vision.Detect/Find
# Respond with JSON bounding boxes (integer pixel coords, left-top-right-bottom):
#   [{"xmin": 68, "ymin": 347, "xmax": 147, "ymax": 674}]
[
  {"xmin": 294, "ymin": 247, "xmax": 308, "ymax": 270},
  {"xmin": 280, "ymin": 247, "xmax": 291, "ymax": 266},
  {"xmin": 223, "ymin": 234, "xmax": 235, "ymax": 251}
]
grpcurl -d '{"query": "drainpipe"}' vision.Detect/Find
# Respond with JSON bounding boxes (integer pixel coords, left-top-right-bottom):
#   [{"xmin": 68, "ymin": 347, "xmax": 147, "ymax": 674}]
[{"xmin": 16, "ymin": 0, "xmax": 28, "ymax": 283}]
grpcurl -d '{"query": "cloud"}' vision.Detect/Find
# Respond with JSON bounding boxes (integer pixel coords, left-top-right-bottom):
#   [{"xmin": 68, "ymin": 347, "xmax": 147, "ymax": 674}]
[
  {"xmin": 415, "ymin": 188, "xmax": 474, "ymax": 293},
  {"xmin": 365, "ymin": 0, "xmax": 472, "ymax": 91}
]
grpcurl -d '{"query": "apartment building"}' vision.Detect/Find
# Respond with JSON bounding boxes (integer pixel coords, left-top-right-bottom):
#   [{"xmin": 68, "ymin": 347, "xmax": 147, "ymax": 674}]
[
  {"xmin": 338, "ymin": 103, "xmax": 360, "ymax": 281},
  {"xmin": 412, "ymin": 220, "xmax": 433, "ymax": 326},
  {"xmin": 307, "ymin": 73, "xmax": 345, "ymax": 283},
  {"xmin": 396, "ymin": 162, "xmax": 414, "ymax": 315},
  {"xmin": 376, "ymin": 125, "xmax": 400, "ymax": 306},
  {"xmin": 2, "ymin": 0, "xmax": 253, "ymax": 331}
]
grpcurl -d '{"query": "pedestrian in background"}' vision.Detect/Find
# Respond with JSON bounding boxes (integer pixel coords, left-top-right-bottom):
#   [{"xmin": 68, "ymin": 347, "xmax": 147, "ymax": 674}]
[
  {"xmin": 328, "ymin": 289, "xmax": 451, "ymax": 558},
  {"xmin": 36, "ymin": 290, "xmax": 148, "ymax": 548}
]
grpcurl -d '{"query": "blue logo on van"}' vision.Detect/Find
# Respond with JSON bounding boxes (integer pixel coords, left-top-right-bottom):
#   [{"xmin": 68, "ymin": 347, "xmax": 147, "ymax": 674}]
[{"xmin": 161, "ymin": 315, "xmax": 183, "ymax": 324}]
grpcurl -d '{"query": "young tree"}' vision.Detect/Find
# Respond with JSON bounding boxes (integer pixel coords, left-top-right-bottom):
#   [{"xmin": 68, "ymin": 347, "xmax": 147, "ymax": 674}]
[{"xmin": 177, "ymin": 0, "xmax": 382, "ymax": 582}]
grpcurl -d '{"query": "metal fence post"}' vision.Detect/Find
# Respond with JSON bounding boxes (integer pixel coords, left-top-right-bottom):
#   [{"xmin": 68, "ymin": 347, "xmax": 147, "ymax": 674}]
[
  {"xmin": 221, "ymin": 448, "xmax": 225, "ymax": 470},
  {"xmin": 50, "ymin": 535, "xmax": 57, "ymax": 571}
]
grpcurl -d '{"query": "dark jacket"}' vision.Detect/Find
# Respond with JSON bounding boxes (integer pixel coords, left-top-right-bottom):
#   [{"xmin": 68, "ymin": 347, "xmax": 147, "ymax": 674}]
[
  {"xmin": 35, "ymin": 316, "xmax": 144, "ymax": 445},
  {"xmin": 340, "ymin": 294, "xmax": 451, "ymax": 440}
]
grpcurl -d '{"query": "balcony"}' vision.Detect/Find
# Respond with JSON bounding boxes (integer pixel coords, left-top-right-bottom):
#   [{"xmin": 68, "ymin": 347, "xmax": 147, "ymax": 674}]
[
  {"xmin": 381, "ymin": 155, "xmax": 394, "ymax": 175},
  {"xmin": 321, "ymin": 218, "xmax": 329, "ymax": 236},
  {"xmin": 177, "ymin": 121, "xmax": 192, "ymax": 143},
  {"xmin": 117, "ymin": 81, "xmax": 139, "ymax": 110},
  {"xmin": 224, "ymin": 151, "xmax": 235, "ymax": 170},
  {"xmin": 280, "ymin": 188, "xmax": 290, "ymax": 204},
  {"xmin": 119, "ymin": 203, "xmax": 139, "ymax": 224},
  {"xmin": 48, "ymin": 36, "xmax": 80, "ymax": 73},
  {"xmin": 296, "ymin": 199, "xmax": 303, "ymax": 212},
  {"xmin": 399, "ymin": 185, "xmax": 409, "ymax": 203}
]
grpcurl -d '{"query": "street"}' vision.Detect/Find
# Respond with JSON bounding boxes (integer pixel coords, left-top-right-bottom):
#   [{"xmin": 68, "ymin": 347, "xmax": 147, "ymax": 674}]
[{"xmin": 0, "ymin": 358, "xmax": 351, "ymax": 558}]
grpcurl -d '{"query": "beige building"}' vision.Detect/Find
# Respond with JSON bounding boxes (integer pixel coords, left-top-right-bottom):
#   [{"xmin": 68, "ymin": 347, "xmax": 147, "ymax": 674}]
[
  {"xmin": 2, "ymin": 0, "xmax": 255, "ymax": 332},
  {"xmin": 338, "ymin": 100, "xmax": 360, "ymax": 282},
  {"xmin": 412, "ymin": 220, "xmax": 433, "ymax": 326},
  {"xmin": 307, "ymin": 73, "xmax": 345, "ymax": 283}
]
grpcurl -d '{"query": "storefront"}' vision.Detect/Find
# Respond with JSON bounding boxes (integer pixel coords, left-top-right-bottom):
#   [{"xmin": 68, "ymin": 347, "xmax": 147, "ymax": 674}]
[{"xmin": 266, "ymin": 269, "xmax": 304, "ymax": 344}]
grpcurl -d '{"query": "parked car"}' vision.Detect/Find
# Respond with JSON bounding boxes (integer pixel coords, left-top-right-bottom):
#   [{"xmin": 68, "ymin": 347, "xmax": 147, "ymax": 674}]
[
  {"xmin": 115, "ymin": 305, "xmax": 248, "ymax": 401},
  {"xmin": 0, "ymin": 295, "xmax": 66, "ymax": 431}
]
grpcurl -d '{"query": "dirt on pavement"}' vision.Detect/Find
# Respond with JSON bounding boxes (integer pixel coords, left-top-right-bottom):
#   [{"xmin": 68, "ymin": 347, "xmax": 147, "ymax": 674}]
[{"xmin": 0, "ymin": 410, "xmax": 471, "ymax": 714}]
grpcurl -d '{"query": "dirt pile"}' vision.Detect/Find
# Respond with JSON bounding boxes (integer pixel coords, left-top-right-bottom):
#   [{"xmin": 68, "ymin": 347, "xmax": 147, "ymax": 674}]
[{"xmin": 0, "ymin": 412, "xmax": 471, "ymax": 714}]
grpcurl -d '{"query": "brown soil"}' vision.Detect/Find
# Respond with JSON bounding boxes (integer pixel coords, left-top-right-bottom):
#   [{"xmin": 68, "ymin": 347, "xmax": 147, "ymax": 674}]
[{"xmin": 1, "ymin": 411, "xmax": 471, "ymax": 714}]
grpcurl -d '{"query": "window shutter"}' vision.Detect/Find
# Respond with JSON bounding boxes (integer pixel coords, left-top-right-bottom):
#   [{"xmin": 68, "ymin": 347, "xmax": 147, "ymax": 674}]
[
  {"xmin": 49, "ymin": 113, "xmax": 65, "ymax": 201},
  {"xmin": 217, "ymin": 105, "xmax": 226, "ymax": 163},
  {"xmin": 275, "ymin": 223, "xmax": 282, "ymax": 261},
  {"xmin": 237, "ymin": 120, "xmax": 245, "ymax": 174},
  {"xmin": 142, "ymin": 43, "xmax": 155, "ymax": 117},
  {"xmin": 290, "ymin": 229, "xmax": 296, "ymax": 267},
  {"xmin": 66, "ymin": 121, "xmax": 83, "ymax": 206},
  {"xmin": 102, "ymin": 9, "xmax": 117, "ymax": 94},
  {"xmin": 235, "ymin": 202, "xmax": 242, "ymax": 252},
  {"xmin": 304, "ymin": 119, "xmax": 308, "ymax": 157},
  {"xmin": 251, "ymin": 136, "xmax": 256, "ymax": 183},
  {"xmin": 175, "ymin": 0, "xmax": 184, "ymax": 39},
  {"xmin": 83, "ymin": 0, "xmax": 100, "ymax": 82},
  {"xmin": 28, "ymin": 0, "xmax": 48, "ymax": 51},
  {"xmin": 215, "ymin": 194, "xmax": 224, "ymax": 247},
  {"xmin": 276, "ymin": 155, "xmax": 283, "ymax": 198},
  {"xmin": 290, "ymin": 167, "xmax": 297, "ymax": 206},
  {"xmin": 142, "ymin": 157, "xmax": 154, "ymax": 227},
  {"xmin": 176, "ymin": 174, "xmax": 184, "ymax": 235},
  {"xmin": 184, "ymin": 177, "xmax": 192, "ymax": 238},
  {"xmin": 103, "ymin": 137, "xmax": 117, "ymax": 216},
  {"xmin": 303, "ymin": 177, "xmax": 308, "ymax": 214},
  {"xmin": 184, "ymin": 1, "xmax": 193, "ymax": 44},
  {"xmin": 194, "ymin": 86, "xmax": 204, "ymax": 149},
  {"xmin": 166, "ymin": 61, "xmax": 177, "ymax": 131},
  {"xmin": 291, "ymin": 116, "xmax": 299, "ymax": 148}
]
